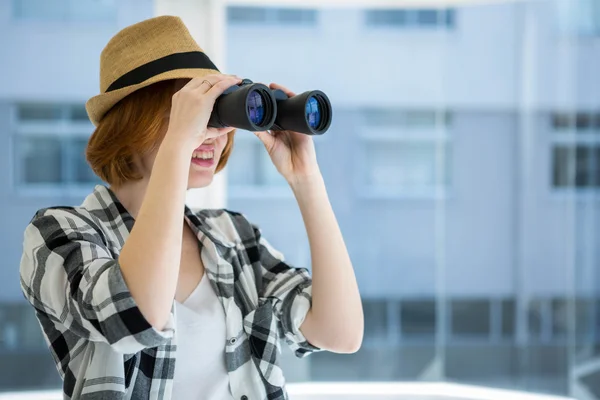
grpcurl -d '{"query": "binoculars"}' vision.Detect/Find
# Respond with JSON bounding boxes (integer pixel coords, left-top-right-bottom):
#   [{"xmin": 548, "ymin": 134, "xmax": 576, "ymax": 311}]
[{"xmin": 207, "ymin": 79, "xmax": 332, "ymax": 135}]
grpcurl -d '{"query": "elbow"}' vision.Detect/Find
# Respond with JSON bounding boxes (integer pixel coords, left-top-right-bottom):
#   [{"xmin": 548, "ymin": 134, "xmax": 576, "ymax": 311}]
[
  {"xmin": 301, "ymin": 310, "xmax": 364, "ymax": 354},
  {"xmin": 332, "ymin": 331, "xmax": 363, "ymax": 354},
  {"xmin": 139, "ymin": 305, "xmax": 173, "ymax": 332},
  {"xmin": 311, "ymin": 328, "xmax": 363, "ymax": 354},
  {"xmin": 146, "ymin": 314, "xmax": 171, "ymax": 332}
]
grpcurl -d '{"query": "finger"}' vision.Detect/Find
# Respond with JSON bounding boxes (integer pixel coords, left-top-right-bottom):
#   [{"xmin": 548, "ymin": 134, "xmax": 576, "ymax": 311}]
[
  {"xmin": 254, "ymin": 130, "xmax": 276, "ymax": 152},
  {"xmin": 186, "ymin": 75, "xmax": 218, "ymax": 90},
  {"xmin": 188, "ymin": 74, "xmax": 239, "ymax": 90},
  {"xmin": 269, "ymin": 83, "xmax": 296, "ymax": 97},
  {"xmin": 204, "ymin": 76, "xmax": 243, "ymax": 99},
  {"xmin": 205, "ymin": 127, "xmax": 233, "ymax": 139}
]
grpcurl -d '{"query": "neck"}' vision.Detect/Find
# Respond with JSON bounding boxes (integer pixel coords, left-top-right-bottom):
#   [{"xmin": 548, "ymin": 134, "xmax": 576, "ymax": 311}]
[{"xmin": 109, "ymin": 178, "xmax": 150, "ymax": 220}]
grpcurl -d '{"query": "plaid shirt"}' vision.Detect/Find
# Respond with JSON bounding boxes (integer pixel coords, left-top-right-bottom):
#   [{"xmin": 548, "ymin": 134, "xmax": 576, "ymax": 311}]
[{"xmin": 19, "ymin": 185, "xmax": 320, "ymax": 400}]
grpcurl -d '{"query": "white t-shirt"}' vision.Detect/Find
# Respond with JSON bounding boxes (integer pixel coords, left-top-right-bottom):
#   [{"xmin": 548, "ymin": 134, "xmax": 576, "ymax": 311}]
[{"xmin": 172, "ymin": 272, "xmax": 235, "ymax": 400}]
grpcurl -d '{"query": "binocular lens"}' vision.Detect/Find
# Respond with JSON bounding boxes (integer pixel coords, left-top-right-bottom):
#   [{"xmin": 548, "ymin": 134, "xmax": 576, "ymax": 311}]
[
  {"xmin": 306, "ymin": 96, "xmax": 321, "ymax": 129},
  {"xmin": 247, "ymin": 90, "xmax": 266, "ymax": 126}
]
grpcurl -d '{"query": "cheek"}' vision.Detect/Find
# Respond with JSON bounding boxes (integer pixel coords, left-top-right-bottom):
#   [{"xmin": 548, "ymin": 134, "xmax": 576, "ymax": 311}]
[{"xmin": 216, "ymin": 135, "xmax": 229, "ymax": 155}]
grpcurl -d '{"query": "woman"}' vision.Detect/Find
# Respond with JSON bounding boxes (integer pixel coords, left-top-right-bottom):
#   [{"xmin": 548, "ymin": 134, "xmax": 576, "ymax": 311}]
[{"xmin": 19, "ymin": 15, "xmax": 363, "ymax": 400}]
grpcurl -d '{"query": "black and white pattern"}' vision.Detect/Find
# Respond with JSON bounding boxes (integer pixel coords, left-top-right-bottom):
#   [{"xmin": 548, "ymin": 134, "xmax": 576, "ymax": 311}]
[{"xmin": 19, "ymin": 185, "xmax": 320, "ymax": 400}]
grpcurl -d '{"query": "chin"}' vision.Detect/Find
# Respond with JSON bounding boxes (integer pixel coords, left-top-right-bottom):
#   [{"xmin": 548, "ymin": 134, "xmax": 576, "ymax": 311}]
[
  {"xmin": 188, "ymin": 173, "xmax": 214, "ymax": 189},
  {"xmin": 187, "ymin": 165, "xmax": 216, "ymax": 189}
]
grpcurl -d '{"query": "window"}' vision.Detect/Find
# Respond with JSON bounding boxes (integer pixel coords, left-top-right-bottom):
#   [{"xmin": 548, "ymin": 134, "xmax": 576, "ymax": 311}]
[
  {"xmin": 525, "ymin": 297, "xmax": 596, "ymax": 343},
  {"xmin": 0, "ymin": 304, "xmax": 46, "ymax": 352},
  {"xmin": 13, "ymin": 103, "xmax": 101, "ymax": 189},
  {"xmin": 363, "ymin": 300, "xmax": 388, "ymax": 344},
  {"xmin": 556, "ymin": 0, "xmax": 600, "ymax": 36},
  {"xmin": 550, "ymin": 112, "xmax": 600, "ymax": 190},
  {"xmin": 450, "ymin": 300, "xmax": 491, "ymax": 337},
  {"xmin": 12, "ymin": 0, "xmax": 117, "ymax": 22},
  {"xmin": 551, "ymin": 298, "xmax": 595, "ymax": 341},
  {"xmin": 365, "ymin": 9, "xmax": 455, "ymax": 29},
  {"xmin": 501, "ymin": 299, "xmax": 516, "ymax": 339},
  {"xmin": 400, "ymin": 300, "xmax": 436, "ymax": 339},
  {"xmin": 360, "ymin": 109, "xmax": 452, "ymax": 195},
  {"xmin": 227, "ymin": 7, "xmax": 318, "ymax": 26},
  {"xmin": 227, "ymin": 133, "xmax": 287, "ymax": 191},
  {"xmin": 528, "ymin": 298, "xmax": 546, "ymax": 341}
]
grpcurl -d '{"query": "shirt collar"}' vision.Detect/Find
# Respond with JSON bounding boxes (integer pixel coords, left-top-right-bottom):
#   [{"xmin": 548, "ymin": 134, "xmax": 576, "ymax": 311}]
[{"xmin": 84, "ymin": 185, "xmax": 234, "ymax": 248}]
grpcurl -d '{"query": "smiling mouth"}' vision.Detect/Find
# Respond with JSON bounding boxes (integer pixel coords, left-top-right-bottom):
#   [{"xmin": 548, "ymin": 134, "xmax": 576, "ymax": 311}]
[
  {"xmin": 192, "ymin": 150, "xmax": 214, "ymax": 160},
  {"xmin": 191, "ymin": 148, "xmax": 215, "ymax": 167}
]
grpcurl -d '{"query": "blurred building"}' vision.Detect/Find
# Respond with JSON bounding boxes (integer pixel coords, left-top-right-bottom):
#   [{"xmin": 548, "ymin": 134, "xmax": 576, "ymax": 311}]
[{"xmin": 0, "ymin": 0, "xmax": 598, "ymax": 397}]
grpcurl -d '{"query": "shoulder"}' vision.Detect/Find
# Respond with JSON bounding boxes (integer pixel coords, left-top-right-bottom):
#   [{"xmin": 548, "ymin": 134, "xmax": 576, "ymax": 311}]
[{"xmin": 23, "ymin": 206, "xmax": 107, "ymax": 248}]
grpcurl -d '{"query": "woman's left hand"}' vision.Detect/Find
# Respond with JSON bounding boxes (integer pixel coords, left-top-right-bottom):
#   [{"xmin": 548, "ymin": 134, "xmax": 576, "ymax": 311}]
[{"xmin": 255, "ymin": 83, "xmax": 321, "ymax": 186}]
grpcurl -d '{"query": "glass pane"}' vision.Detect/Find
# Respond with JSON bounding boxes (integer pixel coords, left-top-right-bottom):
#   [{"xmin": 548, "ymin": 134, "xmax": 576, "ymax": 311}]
[
  {"xmin": 276, "ymin": 9, "xmax": 316, "ymax": 25},
  {"xmin": 365, "ymin": 10, "xmax": 407, "ymax": 27},
  {"xmin": 227, "ymin": 7, "xmax": 268, "ymax": 24},
  {"xmin": 576, "ymin": 113, "xmax": 592, "ymax": 130},
  {"xmin": 257, "ymin": 144, "xmax": 286, "ymax": 187},
  {"xmin": 405, "ymin": 111, "xmax": 439, "ymax": 128},
  {"xmin": 444, "ymin": 9, "xmax": 456, "ymax": 27},
  {"xmin": 17, "ymin": 104, "xmax": 63, "ymax": 122},
  {"xmin": 551, "ymin": 298, "xmax": 594, "ymax": 341},
  {"xmin": 70, "ymin": 105, "xmax": 90, "ymax": 122},
  {"xmin": 70, "ymin": 137, "xmax": 100, "ymax": 184},
  {"xmin": 12, "ymin": 0, "xmax": 67, "ymax": 21},
  {"xmin": 501, "ymin": 299, "xmax": 516, "ymax": 339},
  {"xmin": 364, "ymin": 108, "xmax": 405, "ymax": 127},
  {"xmin": 67, "ymin": 0, "xmax": 117, "ymax": 22},
  {"xmin": 416, "ymin": 10, "xmax": 441, "ymax": 26},
  {"xmin": 451, "ymin": 300, "xmax": 491, "ymax": 336},
  {"xmin": 364, "ymin": 141, "xmax": 450, "ymax": 189},
  {"xmin": 552, "ymin": 112, "xmax": 573, "ymax": 130},
  {"xmin": 528, "ymin": 299, "xmax": 545, "ymax": 340},
  {"xmin": 13, "ymin": 0, "xmax": 116, "ymax": 22},
  {"xmin": 552, "ymin": 145, "xmax": 594, "ymax": 188},
  {"xmin": 595, "ymin": 146, "xmax": 600, "ymax": 187},
  {"xmin": 552, "ymin": 112, "xmax": 600, "ymax": 134},
  {"xmin": 16, "ymin": 136, "xmax": 62, "ymax": 184},
  {"xmin": 228, "ymin": 138, "xmax": 259, "ymax": 185},
  {"xmin": 363, "ymin": 300, "xmax": 388, "ymax": 341},
  {"xmin": 401, "ymin": 300, "xmax": 436, "ymax": 338}
]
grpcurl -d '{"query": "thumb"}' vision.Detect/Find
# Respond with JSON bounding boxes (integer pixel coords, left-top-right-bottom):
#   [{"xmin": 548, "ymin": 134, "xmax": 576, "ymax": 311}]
[{"xmin": 254, "ymin": 130, "xmax": 276, "ymax": 152}]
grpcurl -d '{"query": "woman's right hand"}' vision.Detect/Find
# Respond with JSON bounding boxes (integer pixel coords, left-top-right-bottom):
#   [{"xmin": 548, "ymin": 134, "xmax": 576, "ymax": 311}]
[{"xmin": 165, "ymin": 74, "xmax": 242, "ymax": 152}]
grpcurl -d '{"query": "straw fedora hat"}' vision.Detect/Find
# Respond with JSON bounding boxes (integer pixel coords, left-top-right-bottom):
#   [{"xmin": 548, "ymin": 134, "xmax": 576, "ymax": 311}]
[{"xmin": 86, "ymin": 15, "xmax": 220, "ymax": 126}]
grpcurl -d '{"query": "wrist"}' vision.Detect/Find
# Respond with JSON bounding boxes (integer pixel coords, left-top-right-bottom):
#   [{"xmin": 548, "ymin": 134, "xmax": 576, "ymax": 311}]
[
  {"xmin": 155, "ymin": 138, "xmax": 194, "ymax": 170},
  {"xmin": 288, "ymin": 172, "xmax": 325, "ymax": 193},
  {"xmin": 159, "ymin": 134, "xmax": 195, "ymax": 158}
]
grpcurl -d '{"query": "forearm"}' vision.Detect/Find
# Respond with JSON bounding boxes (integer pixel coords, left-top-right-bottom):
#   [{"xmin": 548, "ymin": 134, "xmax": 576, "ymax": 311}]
[
  {"xmin": 291, "ymin": 174, "xmax": 363, "ymax": 353},
  {"xmin": 118, "ymin": 138, "xmax": 191, "ymax": 330}
]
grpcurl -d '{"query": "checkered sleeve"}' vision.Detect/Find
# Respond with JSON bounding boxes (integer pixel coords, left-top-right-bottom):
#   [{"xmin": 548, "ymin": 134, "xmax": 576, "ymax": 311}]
[
  {"xmin": 251, "ymin": 223, "xmax": 322, "ymax": 358},
  {"xmin": 19, "ymin": 208, "xmax": 174, "ymax": 354}
]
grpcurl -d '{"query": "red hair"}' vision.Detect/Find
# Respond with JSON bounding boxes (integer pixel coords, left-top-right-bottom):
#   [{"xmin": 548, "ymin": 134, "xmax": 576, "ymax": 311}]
[{"xmin": 86, "ymin": 79, "xmax": 234, "ymax": 187}]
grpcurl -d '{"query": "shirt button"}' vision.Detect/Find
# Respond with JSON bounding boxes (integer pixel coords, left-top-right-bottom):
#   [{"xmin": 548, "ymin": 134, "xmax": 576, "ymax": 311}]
[{"xmin": 229, "ymin": 337, "xmax": 237, "ymax": 344}]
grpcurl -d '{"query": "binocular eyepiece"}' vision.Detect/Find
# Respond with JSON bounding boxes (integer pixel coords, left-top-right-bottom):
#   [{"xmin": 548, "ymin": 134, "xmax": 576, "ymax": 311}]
[{"xmin": 207, "ymin": 79, "xmax": 332, "ymax": 135}]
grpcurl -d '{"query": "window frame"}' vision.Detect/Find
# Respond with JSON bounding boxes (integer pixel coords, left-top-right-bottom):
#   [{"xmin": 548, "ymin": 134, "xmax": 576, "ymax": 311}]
[
  {"xmin": 9, "ymin": 103, "xmax": 101, "ymax": 198},
  {"xmin": 226, "ymin": 6, "xmax": 319, "ymax": 27},
  {"xmin": 449, "ymin": 298, "xmax": 493, "ymax": 342},
  {"xmin": 10, "ymin": 0, "xmax": 118, "ymax": 24},
  {"xmin": 363, "ymin": 8, "xmax": 457, "ymax": 30},
  {"xmin": 549, "ymin": 111, "xmax": 600, "ymax": 196},
  {"xmin": 356, "ymin": 109, "xmax": 453, "ymax": 199},
  {"xmin": 227, "ymin": 132, "xmax": 294, "ymax": 199}
]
